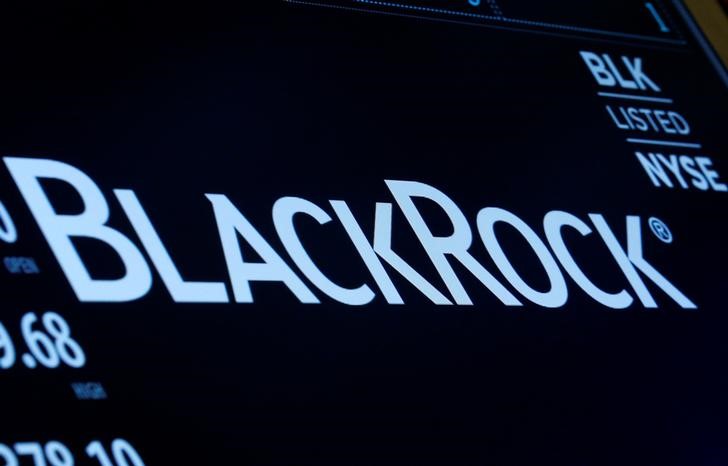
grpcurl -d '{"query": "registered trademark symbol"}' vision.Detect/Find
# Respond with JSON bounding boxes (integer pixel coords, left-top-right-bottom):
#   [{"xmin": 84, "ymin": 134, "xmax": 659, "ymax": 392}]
[{"xmin": 648, "ymin": 217, "xmax": 673, "ymax": 244}]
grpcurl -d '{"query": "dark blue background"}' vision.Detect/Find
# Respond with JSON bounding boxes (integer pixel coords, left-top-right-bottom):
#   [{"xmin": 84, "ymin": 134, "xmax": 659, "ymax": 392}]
[{"xmin": 0, "ymin": 1, "xmax": 727, "ymax": 465}]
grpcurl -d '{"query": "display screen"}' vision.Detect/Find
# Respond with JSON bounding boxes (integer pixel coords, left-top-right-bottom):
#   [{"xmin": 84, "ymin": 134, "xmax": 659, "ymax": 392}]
[{"xmin": 1, "ymin": 1, "xmax": 727, "ymax": 464}]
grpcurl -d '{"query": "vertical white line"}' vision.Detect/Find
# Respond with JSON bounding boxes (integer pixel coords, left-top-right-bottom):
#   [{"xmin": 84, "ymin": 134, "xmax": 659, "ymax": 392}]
[{"xmin": 646, "ymin": 2, "xmax": 670, "ymax": 32}]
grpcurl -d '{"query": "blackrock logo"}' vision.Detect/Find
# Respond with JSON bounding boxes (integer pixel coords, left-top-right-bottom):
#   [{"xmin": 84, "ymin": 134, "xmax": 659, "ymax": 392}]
[{"xmin": 2, "ymin": 157, "xmax": 696, "ymax": 310}]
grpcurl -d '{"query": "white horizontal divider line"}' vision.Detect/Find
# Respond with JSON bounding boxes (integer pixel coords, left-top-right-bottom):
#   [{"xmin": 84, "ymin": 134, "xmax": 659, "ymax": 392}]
[
  {"xmin": 598, "ymin": 92, "xmax": 674, "ymax": 104},
  {"xmin": 626, "ymin": 138, "xmax": 702, "ymax": 149}
]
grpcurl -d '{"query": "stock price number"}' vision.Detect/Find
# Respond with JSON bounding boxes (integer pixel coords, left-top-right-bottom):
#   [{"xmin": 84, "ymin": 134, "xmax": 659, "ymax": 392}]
[
  {"xmin": 0, "ymin": 200, "xmax": 16, "ymax": 244},
  {"xmin": 0, "ymin": 312, "xmax": 85, "ymax": 370},
  {"xmin": 0, "ymin": 440, "xmax": 145, "ymax": 466}
]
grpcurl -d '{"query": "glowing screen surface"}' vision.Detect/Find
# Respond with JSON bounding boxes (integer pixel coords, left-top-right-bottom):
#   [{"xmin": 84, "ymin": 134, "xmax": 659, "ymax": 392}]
[{"xmin": 0, "ymin": 1, "xmax": 727, "ymax": 464}]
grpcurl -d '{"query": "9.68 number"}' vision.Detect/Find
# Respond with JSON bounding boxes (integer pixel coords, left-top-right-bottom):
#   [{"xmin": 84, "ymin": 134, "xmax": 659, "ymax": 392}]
[{"xmin": 0, "ymin": 311, "xmax": 85, "ymax": 370}]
